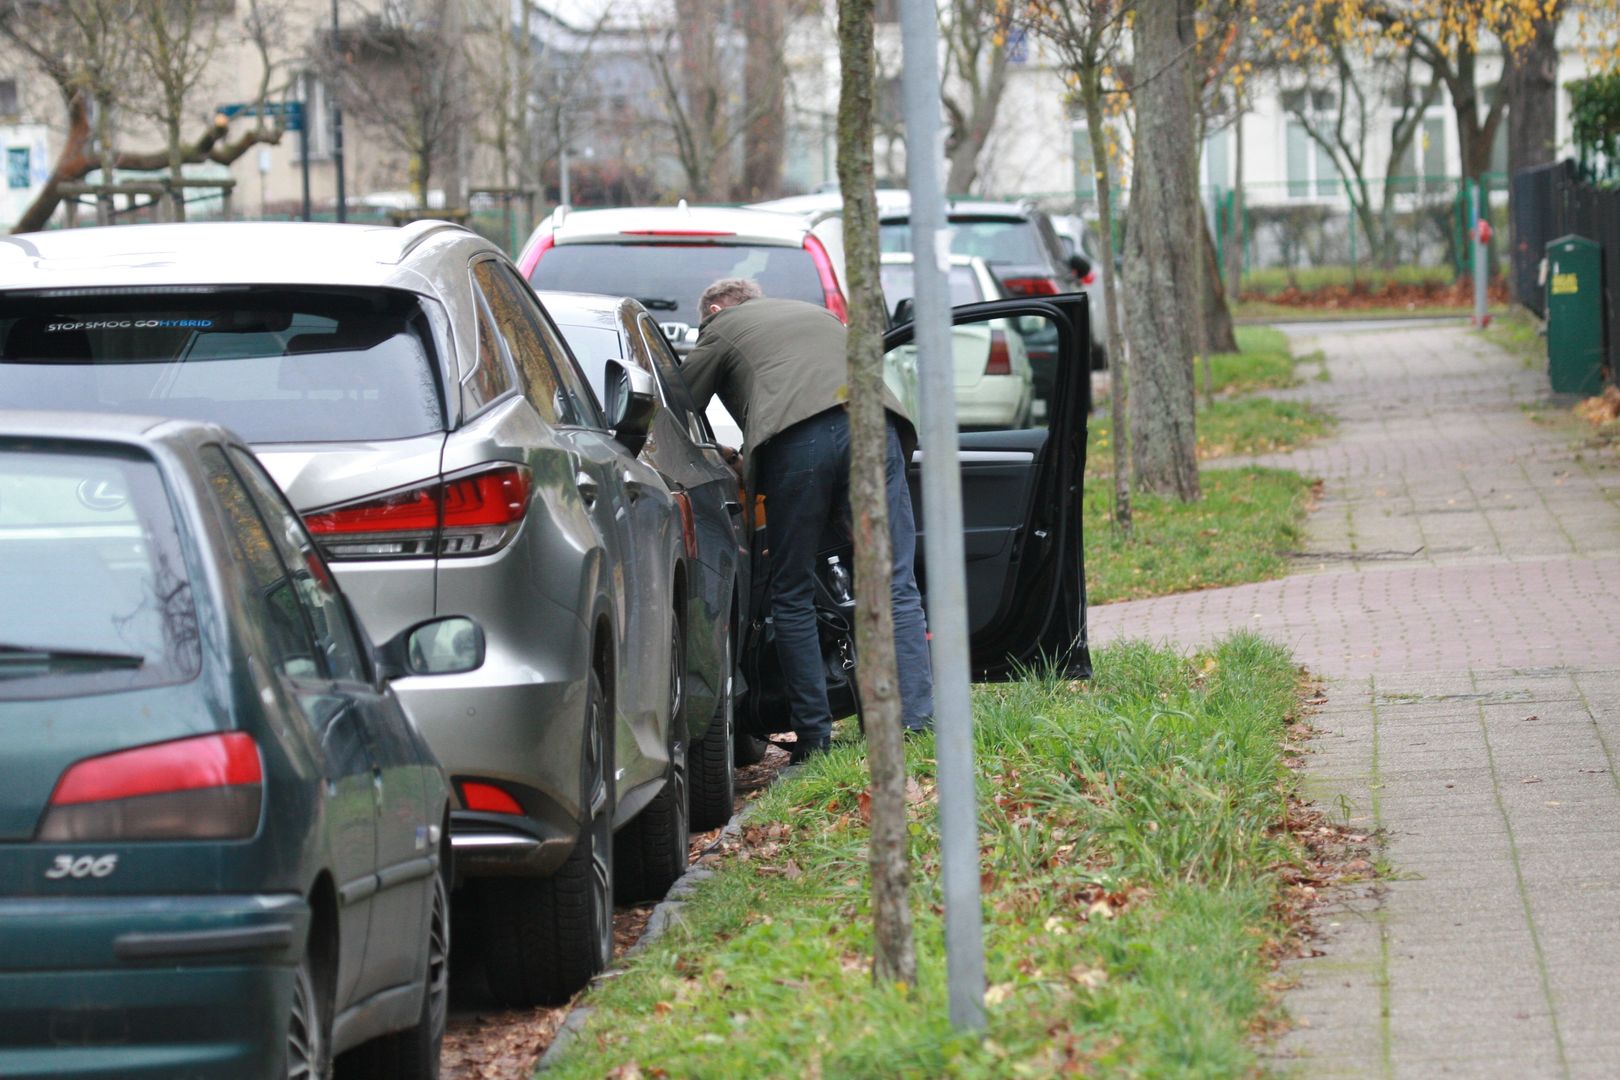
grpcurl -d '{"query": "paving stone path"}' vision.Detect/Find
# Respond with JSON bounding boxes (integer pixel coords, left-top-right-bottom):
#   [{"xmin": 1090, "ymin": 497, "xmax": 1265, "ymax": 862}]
[{"xmin": 1090, "ymin": 323, "xmax": 1620, "ymax": 1078}]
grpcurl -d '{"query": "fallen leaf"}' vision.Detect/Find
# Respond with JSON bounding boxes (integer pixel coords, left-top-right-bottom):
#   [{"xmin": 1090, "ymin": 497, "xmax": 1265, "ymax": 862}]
[
  {"xmin": 1087, "ymin": 898, "xmax": 1115, "ymax": 920},
  {"xmin": 983, "ymin": 982, "xmax": 1015, "ymax": 1006},
  {"xmin": 905, "ymin": 777, "xmax": 926, "ymax": 805},
  {"xmin": 1521, "ymin": 776, "xmax": 1543, "ymax": 784},
  {"xmin": 782, "ymin": 859, "xmax": 804, "ymax": 880},
  {"xmin": 857, "ymin": 789, "xmax": 873, "ymax": 824},
  {"xmin": 1068, "ymin": 965, "xmax": 1108, "ymax": 988},
  {"xmin": 653, "ymin": 1001, "xmax": 673, "ymax": 1017}
]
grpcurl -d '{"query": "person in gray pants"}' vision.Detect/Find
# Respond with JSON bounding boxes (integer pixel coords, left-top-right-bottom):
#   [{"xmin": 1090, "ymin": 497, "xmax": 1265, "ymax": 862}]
[{"xmin": 680, "ymin": 277, "xmax": 934, "ymax": 760}]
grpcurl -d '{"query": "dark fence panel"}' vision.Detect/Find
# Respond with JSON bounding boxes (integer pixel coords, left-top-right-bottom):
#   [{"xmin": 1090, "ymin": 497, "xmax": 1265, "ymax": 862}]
[
  {"xmin": 1513, "ymin": 160, "xmax": 1620, "ymax": 387},
  {"xmin": 1510, "ymin": 160, "xmax": 1571, "ymax": 318}
]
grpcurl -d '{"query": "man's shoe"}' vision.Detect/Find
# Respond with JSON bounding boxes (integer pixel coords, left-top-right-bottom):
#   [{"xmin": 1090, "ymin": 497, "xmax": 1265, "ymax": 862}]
[{"xmin": 787, "ymin": 738, "xmax": 830, "ymax": 765}]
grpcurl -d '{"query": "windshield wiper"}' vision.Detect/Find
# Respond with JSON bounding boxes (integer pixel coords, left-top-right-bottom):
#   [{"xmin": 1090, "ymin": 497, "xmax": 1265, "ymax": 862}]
[
  {"xmin": 0, "ymin": 643, "xmax": 145, "ymax": 669},
  {"xmin": 637, "ymin": 297, "xmax": 679, "ymax": 312}
]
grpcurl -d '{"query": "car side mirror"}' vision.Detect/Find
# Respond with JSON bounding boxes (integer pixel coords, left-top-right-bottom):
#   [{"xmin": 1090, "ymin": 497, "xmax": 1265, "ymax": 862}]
[
  {"xmin": 891, "ymin": 297, "xmax": 915, "ymax": 326},
  {"xmin": 377, "ymin": 615, "xmax": 485, "ymax": 680},
  {"xmin": 603, "ymin": 358, "xmax": 658, "ymax": 456},
  {"xmin": 1066, "ymin": 252, "xmax": 1093, "ymax": 279}
]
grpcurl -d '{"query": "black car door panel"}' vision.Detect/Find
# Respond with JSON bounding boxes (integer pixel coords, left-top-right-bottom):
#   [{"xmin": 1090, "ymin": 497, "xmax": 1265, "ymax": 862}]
[{"xmin": 885, "ymin": 295, "xmax": 1090, "ymax": 680}]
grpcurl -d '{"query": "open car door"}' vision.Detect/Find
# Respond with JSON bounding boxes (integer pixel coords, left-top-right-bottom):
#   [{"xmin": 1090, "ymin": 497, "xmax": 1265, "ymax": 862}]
[{"xmin": 883, "ymin": 294, "xmax": 1091, "ymax": 681}]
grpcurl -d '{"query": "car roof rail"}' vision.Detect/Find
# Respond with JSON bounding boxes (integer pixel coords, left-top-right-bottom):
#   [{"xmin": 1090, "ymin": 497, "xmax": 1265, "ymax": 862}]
[{"xmin": 394, "ymin": 218, "xmax": 474, "ymax": 261}]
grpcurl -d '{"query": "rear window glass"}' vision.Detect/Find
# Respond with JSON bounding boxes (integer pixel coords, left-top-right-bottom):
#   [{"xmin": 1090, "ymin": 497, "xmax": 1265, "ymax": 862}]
[
  {"xmin": 0, "ymin": 289, "xmax": 445, "ymax": 444},
  {"xmin": 879, "ymin": 263, "xmax": 985, "ymax": 310},
  {"xmin": 881, "ymin": 218, "xmax": 1045, "ymax": 266},
  {"xmin": 530, "ymin": 244, "xmax": 825, "ymax": 335},
  {"xmin": 0, "ymin": 444, "xmax": 200, "ymax": 700}
]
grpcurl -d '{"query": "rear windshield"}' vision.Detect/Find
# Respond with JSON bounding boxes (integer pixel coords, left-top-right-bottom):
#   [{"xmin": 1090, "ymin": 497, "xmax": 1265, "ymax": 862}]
[
  {"xmin": 0, "ymin": 444, "xmax": 201, "ymax": 700},
  {"xmin": 531, "ymin": 244, "xmax": 826, "ymax": 334},
  {"xmin": 0, "ymin": 289, "xmax": 444, "ymax": 444},
  {"xmin": 880, "ymin": 218, "xmax": 1045, "ymax": 266},
  {"xmin": 879, "ymin": 263, "xmax": 985, "ymax": 310}
]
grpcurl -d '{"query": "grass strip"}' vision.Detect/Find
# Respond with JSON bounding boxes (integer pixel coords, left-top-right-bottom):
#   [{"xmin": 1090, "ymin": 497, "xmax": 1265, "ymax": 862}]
[
  {"xmin": 1240, "ymin": 264, "xmax": 1456, "ymax": 295},
  {"xmin": 1084, "ymin": 468, "xmax": 1313, "ymax": 605},
  {"xmin": 545, "ymin": 635, "xmax": 1305, "ymax": 1079}
]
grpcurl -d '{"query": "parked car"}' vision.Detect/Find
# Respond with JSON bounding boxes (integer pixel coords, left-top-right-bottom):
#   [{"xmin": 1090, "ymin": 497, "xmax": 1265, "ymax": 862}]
[
  {"xmin": 734, "ymin": 294, "xmax": 1095, "ymax": 743},
  {"xmin": 536, "ymin": 289, "xmax": 746, "ymax": 823},
  {"xmin": 878, "ymin": 252, "xmax": 1035, "ymax": 430},
  {"xmin": 517, "ymin": 203, "xmax": 848, "ymax": 353},
  {"xmin": 0, "ymin": 221, "xmax": 687, "ymax": 1006},
  {"xmin": 877, "ymin": 201, "xmax": 1104, "ymax": 418},
  {"xmin": 0, "ymin": 410, "xmax": 478, "ymax": 1079}
]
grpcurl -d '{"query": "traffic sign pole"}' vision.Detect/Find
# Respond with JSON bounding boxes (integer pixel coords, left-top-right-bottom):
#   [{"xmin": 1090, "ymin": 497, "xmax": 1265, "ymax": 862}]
[{"xmin": 898, "ymin": 0, "xmax": 987, "ymax": 1033}]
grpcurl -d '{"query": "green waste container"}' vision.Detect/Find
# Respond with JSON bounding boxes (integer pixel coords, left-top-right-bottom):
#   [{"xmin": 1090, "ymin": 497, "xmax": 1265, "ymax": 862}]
[{"xmin": 1545, "ymin": 234, "xmax": 1606, "ymax": 396}]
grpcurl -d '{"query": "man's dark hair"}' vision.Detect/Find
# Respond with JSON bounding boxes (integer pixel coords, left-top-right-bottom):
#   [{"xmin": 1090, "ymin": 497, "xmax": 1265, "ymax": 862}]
[{"xmin": 698, "ymin": 277, "xmax": 763, "ymax": 314}]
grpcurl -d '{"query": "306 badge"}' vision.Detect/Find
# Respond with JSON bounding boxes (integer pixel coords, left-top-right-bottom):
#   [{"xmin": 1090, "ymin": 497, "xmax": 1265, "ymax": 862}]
[{"xmin": 43, "ymin": 853, "xmax": 118, "ymax": 880}]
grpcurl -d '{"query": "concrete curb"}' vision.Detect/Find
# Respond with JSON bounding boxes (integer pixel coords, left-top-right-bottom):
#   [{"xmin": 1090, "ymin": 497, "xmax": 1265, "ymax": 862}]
[{"xmin": 534, "ymin": 775, "xmax": 782, "ymax": 1071}]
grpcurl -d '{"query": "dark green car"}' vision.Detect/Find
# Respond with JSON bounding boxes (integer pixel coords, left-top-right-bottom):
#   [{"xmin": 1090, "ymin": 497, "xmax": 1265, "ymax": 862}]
[{"xmin": 0, "ymin": 411, "xmax": 481, "ymax": 1079}]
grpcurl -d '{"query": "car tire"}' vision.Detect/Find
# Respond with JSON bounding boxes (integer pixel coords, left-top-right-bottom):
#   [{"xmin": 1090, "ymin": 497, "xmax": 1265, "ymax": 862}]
[
  {"xmin": 285, "ymin": 952, "xmax": 331, "ymax": 1080},
  {"xmin": 341, "ymin": 872, "xmax": 448, "ymax": 1079},
  {"xmin": 615, "ymin": 618, "xmax": 691, "ymax": 902},
  {"xmin": 482, "ymin": 669, "xmax": 614, "ymax": 1006},
  {"xmin": 687, "ymin": 628, "xmax": 736, "ymax": 832}
]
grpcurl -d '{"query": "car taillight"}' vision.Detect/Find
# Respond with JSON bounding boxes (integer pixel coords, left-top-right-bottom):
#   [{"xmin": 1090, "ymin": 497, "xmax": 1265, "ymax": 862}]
[
  {"xmin": 672, "ymin": 490, "xmax": 698, "ymax": 562},
  {"xmin": 1080, "ymin": 269, "xmax": 1098, "ymax": 287},
  {"xmin": 304, "ymin": 465, "xmax": 532, "ymax": 560},
  {"xmin": 985, "ymin": 330, "xmax": 1013, "ymax": 376},
  {"xmin": 517, "ymin": 231, "xmax": 554, "ymax": 279},
  {"xmin": 803, "ymin": 234, "xmax": 849, "ymax": 324},
  {"xmin": 460, "ymin": 780, "xmax": 524, "ymax": 815},
  {"xmin": 38, "ymin": 732, "xmax": 262, "ymax": 842},
  {"xmin": 1001, "ymin": 276, "xmax": 1062, "ymax": 297}
]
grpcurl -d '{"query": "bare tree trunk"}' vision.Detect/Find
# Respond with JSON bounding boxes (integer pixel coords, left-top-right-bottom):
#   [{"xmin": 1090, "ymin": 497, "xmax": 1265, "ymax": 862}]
[
  {"xmin": 1200, "ymin": 215, "xmax": 1237, "ymax": 354},
  {"xmin": 1124, "ymin": 0, "xmax": 1199, "ymax": 501},
  {"xmin": 1506, "ymin": 9, "xmax": 1559, "ymax": 304},
  {"xmin": 837, "ymin": 0, "xmax": 914, "ymax": 990},
  {"xmin": 740, "ymin": 0, "xmax": 786, "ymax": 200},
  {"xmin": 1082, "ymin": 72, "xmax": 1130, "ymax": 535}
]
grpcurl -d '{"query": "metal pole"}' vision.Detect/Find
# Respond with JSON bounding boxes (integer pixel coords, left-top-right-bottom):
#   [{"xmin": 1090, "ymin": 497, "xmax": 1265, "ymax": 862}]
[
  {"xmin": 331, "ymin": 0, "xmax": 347, "ymax": 222},
  {"xmin": 898, "ymin": 0, "xmax": 985, "ymax": 1033},
  {"xmin": 300, "ymin": 119, "xmax": 312, "ymax": 222},
  {"xmin": 1472, "ymin": 179, "xmax": 1487, "ymax": 327}
]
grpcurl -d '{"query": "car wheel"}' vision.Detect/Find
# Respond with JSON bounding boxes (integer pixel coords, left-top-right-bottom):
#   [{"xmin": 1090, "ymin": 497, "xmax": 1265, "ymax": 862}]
[
  {"xmin": 285, "ymin": 953, "xmax": 331, "ymax": 1080},
  {"xmin": 482, "ymin": 669, "xmax": 614, "ymax": 1006},
  {"xmin": 687, "ymin": 628, "xmax": 736, "ymax": 831},
  {"xmin": 615, "ymin": 617, "xmax": 691, "ymax": 902},
  {"xmin": 341, "ymin": 872, "xmax": 448, "ymax": 1079}
]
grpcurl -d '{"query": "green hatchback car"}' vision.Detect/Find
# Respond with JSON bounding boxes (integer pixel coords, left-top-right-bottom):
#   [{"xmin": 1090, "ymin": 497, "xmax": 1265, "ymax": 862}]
[{"xmin": 0, "ymin": 411, "xmax": 481, "ymax": 1079}]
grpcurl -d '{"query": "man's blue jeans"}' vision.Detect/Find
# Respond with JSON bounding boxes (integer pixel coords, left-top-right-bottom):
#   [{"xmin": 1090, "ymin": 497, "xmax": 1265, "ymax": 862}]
[{"xmin": 755, "ymin": 407, "xmax": 934, "ymax": 743}]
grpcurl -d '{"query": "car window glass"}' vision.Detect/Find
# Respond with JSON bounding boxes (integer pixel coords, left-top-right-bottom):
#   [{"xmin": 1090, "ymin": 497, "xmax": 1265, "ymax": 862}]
[
  {"xmin": 884, "ymin": 313, "xmax": 1055, "ymax": 435},
  {"xmin": 225, "ymin": 446, "xmax": 369, "ymax": 684},
  {"xmin": 529, "ymin": 243, "xmax": 824, "ymax": 339},
  {"xmin": 473, "ymin": 261, "xmax": 598, "ymax": 427},
  {"xmin": 551, "ymin": 321, "xmax": 621, "ymax": 401},
  {"xmin": 879, "ymin": 263, "xmax": 984, "ymax": 310},
  {"xmin": 198, "ymin": 445, "xmax": 319, "ymax": 679},
  {"xmin": 512, "ymin": 269, "xmax": 608, "ymax": 428},
  {"xmin": 638, "ymin": 314, "xmax": 712, "ymax": 445},
  {"xmin": 880, "ymin": 219, "xmax": 1045, "ymax": 265},
  {"xmin": 0, "ymin": 289, "xmax": 444, "ymax": 443},
  {"xmin": 466, "ymin": 289, "xmax": 513, "ymax": 415},
  {"xmin": 0, "ymin": 444, "xmax": 200, "ymax": 701}
]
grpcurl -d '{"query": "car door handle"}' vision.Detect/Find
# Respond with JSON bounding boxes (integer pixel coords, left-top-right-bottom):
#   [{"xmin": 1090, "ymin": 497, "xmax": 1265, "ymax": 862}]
[
  {"xmin": 576, "ymin": 469, "xmax": 598, "ymax": 507},
  {"xmin": 623, "ymin": 470, "xmax": 651, "ymax": 502},
  {"xmin": 724, "ymin": 500, "xmax": 743, "ymax": 519}
]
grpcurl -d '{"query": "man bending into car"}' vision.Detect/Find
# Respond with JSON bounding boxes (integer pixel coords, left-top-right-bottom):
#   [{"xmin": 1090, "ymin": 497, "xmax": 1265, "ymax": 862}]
[{"xmin": 680, "ymin": 277, "xmax": 934, "ymax": 762}]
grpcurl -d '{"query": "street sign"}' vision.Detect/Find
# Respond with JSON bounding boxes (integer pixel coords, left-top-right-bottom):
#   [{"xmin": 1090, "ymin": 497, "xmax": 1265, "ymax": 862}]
[{"xmin": 216, "ymin": 100, "xmax": 304, "ymax": 132}]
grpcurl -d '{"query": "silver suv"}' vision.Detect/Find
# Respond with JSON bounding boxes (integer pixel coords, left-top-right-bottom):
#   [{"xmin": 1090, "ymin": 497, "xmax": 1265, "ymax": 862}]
[{"xmin": 0, "ymin": 221, "xmax": 689, "ymax": 1006}]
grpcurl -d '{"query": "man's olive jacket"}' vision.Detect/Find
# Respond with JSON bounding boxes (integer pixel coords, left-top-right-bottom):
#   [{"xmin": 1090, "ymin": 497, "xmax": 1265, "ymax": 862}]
[{"xmin": 680, "ymin": 297, "xmax": 917, "ymax": 480}]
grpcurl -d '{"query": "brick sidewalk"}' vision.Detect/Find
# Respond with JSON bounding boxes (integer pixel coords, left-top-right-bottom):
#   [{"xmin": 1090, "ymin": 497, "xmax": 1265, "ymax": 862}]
[{"xmin": 1091, "ymin": 324, "xmax": 1620, "ymax": 1078}]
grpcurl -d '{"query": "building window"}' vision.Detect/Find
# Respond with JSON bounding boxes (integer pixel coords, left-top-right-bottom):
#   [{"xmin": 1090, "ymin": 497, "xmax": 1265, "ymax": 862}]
[
  {"xmin": 1205, "ymin": 127, "xmax": 1231, "ymax": 190},
  {"xmin": 7, "ymin": 146, "xmax": 29, "ymax": 189},
  {"xmin": 1285, "ymin": 119, "xmax": 1341, "ymax": 198},
  {"xmin": 0, "ymin": 79, "xmax": 17, "ymax": 119}
]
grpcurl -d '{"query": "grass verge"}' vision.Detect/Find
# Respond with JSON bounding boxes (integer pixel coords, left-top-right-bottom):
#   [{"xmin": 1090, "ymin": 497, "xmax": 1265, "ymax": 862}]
[
  {"xmin": 1241, "ymin": 264, "xmax": 1454, "ymax": 295},
  {"xmin": 1207, "ymin": 326, "xmax": 1297, "ymax": 395},
  {"xmin": 1084, "ymin": 468, "xmax": 1314, "ymax": 605},
  {"xmin": 1481, "ymin": 307, "xmax": 1543, "ymax": 369},
  {"xmin": 544, "ymin": 635, "xmax": 1306, "ymax": 1079}
]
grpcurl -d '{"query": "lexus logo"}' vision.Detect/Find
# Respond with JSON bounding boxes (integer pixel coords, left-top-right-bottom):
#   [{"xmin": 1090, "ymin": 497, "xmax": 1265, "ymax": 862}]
[{"xmin": 76, "ymin": 478, "xmax": 126, "ymax": 511}]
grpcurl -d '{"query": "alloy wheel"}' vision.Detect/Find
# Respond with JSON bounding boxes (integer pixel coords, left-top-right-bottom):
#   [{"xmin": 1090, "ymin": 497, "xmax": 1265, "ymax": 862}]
[{"xmin": 286, "ymin": 959, "xmax": 324, "ymax": 1080}]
